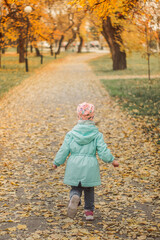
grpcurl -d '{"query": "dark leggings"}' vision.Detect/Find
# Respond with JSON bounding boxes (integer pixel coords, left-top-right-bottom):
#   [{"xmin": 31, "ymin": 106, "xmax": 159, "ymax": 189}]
[{"xmin": 70, "ymin": 184, "xmax": 94, "ymax": 211}]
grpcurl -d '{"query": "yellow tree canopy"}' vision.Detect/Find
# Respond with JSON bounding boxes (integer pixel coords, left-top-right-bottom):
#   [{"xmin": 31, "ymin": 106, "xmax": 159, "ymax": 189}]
[
  {"xmin": 1, "ymin": 0, "xmax": 60, "ymax": 46},
  {"xmin": 71, "ymin": 0, "xmax": 139, "ymax": 18},
  {"xmin": 71, "ymin": 0, "xmax": 159, "ymax": 25},
  {"xmin": 72, "ymin": 0, "xmax": 160, "ymax": 53}
]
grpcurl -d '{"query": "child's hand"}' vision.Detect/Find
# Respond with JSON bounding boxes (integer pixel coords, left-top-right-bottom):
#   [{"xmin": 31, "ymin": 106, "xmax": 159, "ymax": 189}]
[
  {"xmin": 112, "ymin": 160, "xmax": 119, "ymax": 167},
  {"xmin": 53, "ymin": 164, "xmax": 57, "ymax": 170}
]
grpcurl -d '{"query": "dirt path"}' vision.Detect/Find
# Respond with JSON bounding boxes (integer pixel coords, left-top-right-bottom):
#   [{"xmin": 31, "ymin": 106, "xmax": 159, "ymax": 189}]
[{"xmin": 0, "ymin": 53, "xmax": 159, "ymax": 240}]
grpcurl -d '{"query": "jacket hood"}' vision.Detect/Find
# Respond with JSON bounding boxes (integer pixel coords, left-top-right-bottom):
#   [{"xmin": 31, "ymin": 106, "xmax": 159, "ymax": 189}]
[{"xmin": 71, "ymin": 122, "xmax": 99, "ymax": 145}]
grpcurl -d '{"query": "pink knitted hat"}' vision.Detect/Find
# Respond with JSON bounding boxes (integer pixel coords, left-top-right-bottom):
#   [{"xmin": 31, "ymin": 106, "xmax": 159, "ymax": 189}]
[{"xmin": 77, "ymin": 102, "xmax": 95, "ymax": 120}]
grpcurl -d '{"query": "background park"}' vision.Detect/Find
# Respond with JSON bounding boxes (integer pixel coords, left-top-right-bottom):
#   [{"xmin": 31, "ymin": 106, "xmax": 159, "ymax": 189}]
[{"xmin": 0, "ymin": 0, "xmax": 160, "ymax": 239}]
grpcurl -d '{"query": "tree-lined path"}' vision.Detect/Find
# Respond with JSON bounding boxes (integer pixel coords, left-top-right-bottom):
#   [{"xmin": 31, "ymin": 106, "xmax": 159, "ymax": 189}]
[{"xmin": 0, "ymin": 53, "xmax": 159, "ymax": 240}]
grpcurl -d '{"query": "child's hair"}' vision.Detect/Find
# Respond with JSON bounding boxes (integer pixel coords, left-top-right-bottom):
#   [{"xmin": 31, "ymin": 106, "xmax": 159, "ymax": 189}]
[{"xmin": 77, "ymin": 102, "xmax": 94, "ymax": 120}]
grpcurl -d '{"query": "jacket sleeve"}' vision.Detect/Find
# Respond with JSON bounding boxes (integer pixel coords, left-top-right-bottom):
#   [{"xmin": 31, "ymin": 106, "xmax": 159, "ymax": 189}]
[
  {"xmin": 53, "ymin": 133, "xmax": 71, "ymax": 166},
  {"xmin": 96, "ymin": 132, "xmax": 114, "ymax": 163}
]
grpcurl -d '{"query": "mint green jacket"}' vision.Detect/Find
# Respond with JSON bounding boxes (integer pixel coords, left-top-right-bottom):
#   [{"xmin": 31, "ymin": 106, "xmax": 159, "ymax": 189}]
[{"xmin": 53, "ymin": 121, "xmax": 114, "ymax": 187}]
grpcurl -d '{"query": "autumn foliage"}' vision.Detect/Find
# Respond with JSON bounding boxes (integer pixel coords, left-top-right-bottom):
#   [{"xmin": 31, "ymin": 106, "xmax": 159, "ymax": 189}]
[
  {"xmin": 1, "ymin": 0, "xmax": 50, "ymax": 62},
  {"xmin": 0, "ymin": 0, "xmax": 87, "ymax": 63},
  {"xmin": 71, "ymin": 0, "xmax": 160, "ymax": 70},
  {"xmin": 0, "ymin": 0, "xmax": 159, "ymax": 69}
]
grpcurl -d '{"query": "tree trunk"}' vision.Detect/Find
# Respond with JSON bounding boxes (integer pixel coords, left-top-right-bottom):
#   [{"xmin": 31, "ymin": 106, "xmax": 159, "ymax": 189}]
[
  {"xmin": 2, "ymin": 48, "xmax": 5, "ymax": 54},
  {"xmin": 102, "ymin": 17, "xmax": 127, "ymax": 70},
  {"xmin": 65, "ymin": 37, "xmax": 75, "ymax": 51},
  {"xmin": 0, "ymin": 47, "xmax": 1, "ymax": 68},
  {"xmin": 17, "ymin": 45, "xmax": 20, "ymax": 54},
  {"xmin": 17, "ymin": 39, "xmax": 20, "ymax": 54},
  {"xmin": 56, "ymin": 35, "xmax": 64, "ymax": 55},
  {"xmin": 18, "ymin": 32, "xmax": 25, "ymax": 63},
  {"xmin": 50, "ymin": 44, "xmax": 54, "ymax": 56},
  {"xmin": 30, "ymin": 45, "xmax": 33, "ymax": 53},
  {"xmin": 65, "ymin": 30, "xmax": 76, "ymax": 51},
  {"xmin": 78, "ymin": 35, "xmax": 83, "ymax": 53},
  {"xmin": 35, "ymin": 47, "xmax": 41, "ymax": 57},
  {"xmin": 158, "ymin": 32, "xmax": 160, "ymax": 52},
  {"xmin": 0, "ymin": 32, "xmax": 5, "ymax": 54}
]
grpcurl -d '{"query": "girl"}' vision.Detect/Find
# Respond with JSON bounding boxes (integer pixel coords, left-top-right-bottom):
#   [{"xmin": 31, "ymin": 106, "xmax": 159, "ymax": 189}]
[{"xmin": 53, "ymin": 102, "xmax": 119, "ymax": 220}]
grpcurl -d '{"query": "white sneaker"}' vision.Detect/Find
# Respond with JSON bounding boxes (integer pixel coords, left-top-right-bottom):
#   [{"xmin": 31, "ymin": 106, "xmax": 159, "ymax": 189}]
[{"xmin": 67, "ymin": 195, "xmax": 80, "ymax": 219}]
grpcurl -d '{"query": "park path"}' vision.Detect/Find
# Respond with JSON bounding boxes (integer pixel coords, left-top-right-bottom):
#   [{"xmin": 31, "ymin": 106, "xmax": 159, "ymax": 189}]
[{"xmin": 0, "ymin": 53, "xmax": 159, "ymax": 240}]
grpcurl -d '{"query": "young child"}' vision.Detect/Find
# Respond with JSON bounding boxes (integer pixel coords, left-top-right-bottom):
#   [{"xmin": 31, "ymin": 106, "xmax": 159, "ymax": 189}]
[{"xmin": 53, "ymin": 102, "xmax": 119, "ymax": 220}]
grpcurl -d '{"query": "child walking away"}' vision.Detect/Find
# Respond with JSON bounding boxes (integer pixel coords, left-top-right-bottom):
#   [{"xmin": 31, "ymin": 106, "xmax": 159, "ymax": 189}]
[{"xmin": 53, "ymin": 102, "xmax": 119, "ymax": 220}]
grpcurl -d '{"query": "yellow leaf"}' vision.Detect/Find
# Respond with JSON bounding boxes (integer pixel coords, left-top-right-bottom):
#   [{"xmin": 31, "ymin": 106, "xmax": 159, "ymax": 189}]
[
  {"xmin": 17, "ymin": 224, "xmax": 27, "ymax": 230},
  {"xmin": 62, "ymin": 223, "xmax": 73, "ymax": 229},
  {"xmin": 47, "ymin": 219, "xmax": 53, "ymax": 223},
  {"xmin": 10, "ymin": 182, "xmax": 19, "ymax": 186},
  {"xmin": 95, "ymin": 204, "xmax": 101, "ymax": 209},
  {"xmin": 89, "ymin": 237, "xmax": 100, "ymax": 240},
  {"xmin": 147, "ymin": 227, "xmax": 157, "ymax": 232},
  {"xmin": 79, "ymin": 229, "xmax": 90, "ymax": 235},
  {"xmin": 102, "ymin": 166, "xmax": 107, "ymax": 170},
  {"xmin": 8, "ymin": 227, "xmax": 16, "ymax": 232},
  {"xmin": 71, "ymin": 228, "xmax": 79, "ymax": 235}
]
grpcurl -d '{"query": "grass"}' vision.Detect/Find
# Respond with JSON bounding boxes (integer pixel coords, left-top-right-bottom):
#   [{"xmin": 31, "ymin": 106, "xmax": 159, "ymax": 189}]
[
  {"xmin": 90, "ymin": 52, "xmax": 160, "ymax": 76},
  {"xmin": 90, "ymin": 52, "xmax": 160, "ymax": 143},
  {"xmin": 0, "ymin": 48, "xmax": 68, "ymax": 99},
  {"xmin": 101, "ymin": 78, "xmax": 160, "ymax": 117}
]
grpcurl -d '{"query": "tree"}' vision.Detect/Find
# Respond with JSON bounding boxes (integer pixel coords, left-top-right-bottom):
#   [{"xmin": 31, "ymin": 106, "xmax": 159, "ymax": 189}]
[
  {"xmin": 101, "ymin": 16, "xmax": 127, "ymax": 70},
  {"xmin": 65, "ymin": 10, "xmax": 85, "ymax": 53},
  {"xmin": 2, "ymin": 0, "xmax": 48, "ymax": 62},
  {"xmin": 49, "ymin": 1, "xmax": 75, "ymax": 55},
  {"xmin": 71, "ymin": 0, "xmax": 144, "ymax": 70},
  {"xmin": 40, "ymin": 0, "xmax": 66, "ymax": 56},
  {"xmin": 0, "ymin": 5, "xmax": 4, "ymax": 68},
  {"xmin": 46, "ymin": 0, "xmax": 86, "ymax": 55},
  {"xmin": 135, "ymin": 0, "xmax": 160, "ymax": 80},
  {"xmin": 121, "ymin": 0, "xmax": 160, "ymax": 80},
  {"xmin": 1, "ymin": 0, "xmax": 60, "ymax": 62}
]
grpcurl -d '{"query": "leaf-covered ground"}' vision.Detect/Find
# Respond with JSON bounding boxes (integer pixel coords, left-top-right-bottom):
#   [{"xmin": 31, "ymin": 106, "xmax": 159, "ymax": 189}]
[{"xmin": 0, "ymin": 53, "xmax": 159, "ymax": 240}]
